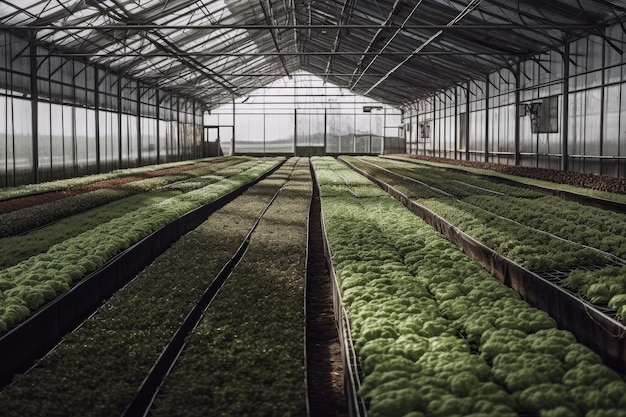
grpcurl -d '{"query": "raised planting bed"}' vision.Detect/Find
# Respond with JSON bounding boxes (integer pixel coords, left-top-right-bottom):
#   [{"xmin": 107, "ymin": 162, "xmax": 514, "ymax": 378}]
[
  {"xmin": 386, "ymin": 155, "xmax": 626, "ymax": 214},
  {"xmin": 0, "ymin": 156, "xmax": 252, "ymax": 237},
  {"xmin": 346, "ymin": 158, "xmax": 626, "ymax": 266},
  {"xmin": 0, "ymin": 158, "xmax": 256, "ymax": 268},
  {"xmin": 0, "ymin": 157, "xmax": 284, "ymax": 385},
  {"xmin": 348, "ymin": 156, "xmax": 626, "ymax": 267},
  {"xmin": 340, "ymin": 155, "xmax": 626, "ymax": 374},
  {"xmin": 344, "ymin": 156, "xmax": 626, "ymax": 311},
  {"xmin": 311, "ymin": 156, "xmax": 626, "ymax": 417},
  {"xmin": 0, "ymin": 158, "xmax": 302, "ymax": 416},
  {"xmin": 388, "ymin": 154, "xmax": 626, "ymax": 199},
  {"xmin": 0, "ymin": 157, "xmax": 245, "ymax": 205},
  {"xmin": 148, "ymin": 158, "xmax": 312, "ymax": 417},
  {"xmin": 343, "ymin": 157, "xmax": 626, "ymax": 298}
]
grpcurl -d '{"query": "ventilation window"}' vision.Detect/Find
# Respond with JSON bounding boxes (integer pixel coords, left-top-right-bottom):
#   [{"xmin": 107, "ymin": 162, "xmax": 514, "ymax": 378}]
[{"xmin": 521, "ymin": 96, "xmax": 559, "ymax": 133}]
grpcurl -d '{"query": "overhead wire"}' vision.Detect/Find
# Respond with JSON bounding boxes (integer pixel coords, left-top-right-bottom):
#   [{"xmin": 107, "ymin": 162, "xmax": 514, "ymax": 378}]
[{"xmin": 362, "ymin": 0, "xmax": 483, "ymax": 97}]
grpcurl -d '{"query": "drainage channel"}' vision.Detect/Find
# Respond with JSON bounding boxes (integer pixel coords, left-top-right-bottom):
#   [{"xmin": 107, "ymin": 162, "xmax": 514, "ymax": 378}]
[{"xmin": 306, "ymin": 164, "xmax": 349, "ymax": 417}]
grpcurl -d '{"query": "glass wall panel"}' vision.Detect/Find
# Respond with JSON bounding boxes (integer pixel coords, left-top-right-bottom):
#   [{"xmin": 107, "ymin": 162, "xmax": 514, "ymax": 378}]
[
  {"xmin": 0, "ymin": 96, "xmax": 9, "ymax": 187},
  {"xmin": 86, "ymin": 108, "xmax": 97, "ymax": 174},
  {"xmin": 159, "ymin": 119, "xmax": 169, "ymax": 161},
  {"xmin": 266, "ymin": 113, "xmax": 294, "ymax": 153},
  {"xmin": 219, "ymin": 126, "xmax": 233, "ymax": 156},
  {"xmin": 13, "ymin": 98, "xmax": 33, "ymax": 185},
  {"xmin": 234, "ymin": 113, "xmax": 264, "ymax": 153},
  {"xmin": 37, "ymin": 102, "xmax": 52, "ymax": 182},
  {"xmin": 296, "ymin": 112, "xmax": 324, "ymax": 147},
  {"xmin": 100, "ymin": 111, "xmax": 116, "ymax": 171},
  {"xmin": 123, "ymin": 114, "xmax": 138, "ymax": 168},
  {"xmin": 62, "ymin": 105, "xmax": 75, "ymax": 178},
  {"xmin": 50, "ymin": 104, "xmax": 65, "ymax": 176},
  {"xmin": 141, "ymin": 117, "xmax": 157, "ymax": 164},
  {"xmin": 75, "ymin": 107, "xmax": 88, "ymax": 176},
  {"xmin": 584, "ymin": 88, "xmax": 602, "ymax": 158}
]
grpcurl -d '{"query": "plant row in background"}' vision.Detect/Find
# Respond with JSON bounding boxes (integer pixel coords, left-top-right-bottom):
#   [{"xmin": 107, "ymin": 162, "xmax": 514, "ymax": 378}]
[
  {"xmin": 0, "ymin": 158, "xmax": 223, "ymax": 202},
  {"xmin": 342, "ymin": 156, "xmax": 626, "ymax": 318},
  {"xmin": 0, "ymin": 157, "xmax": 254, "ymax": 268},
  {"xmin": 0, "ymin": 158, "xmax": 300, "ymax": 417},
  {"xmin": 0, "ymin": 157, "xmax": 284, "ymax": 333},
  {"xmin": 342, "ymin": 156, "xmax": 609, "ymax": 272},
  {"xmin": 149, "ymin": 158, "xmax": 312, "ymax": 417},
  {"xmin": 0, "ymin": 156, "xmax": 252, "ymax": 237},
  {"xmin": 313, "ymin": 156, "xmax": 626, "ymax": 417},
  {"xmin": 388, "ymin": 155, "xmax": 626, "ymax": 201},
  {"xmin": 371, "ymin": 157, "xmax": 626, "ymax": 260}
]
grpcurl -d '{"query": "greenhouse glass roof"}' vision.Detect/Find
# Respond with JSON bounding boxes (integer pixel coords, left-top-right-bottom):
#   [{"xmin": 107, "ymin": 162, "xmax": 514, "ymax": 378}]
[{"xmin": 0, "ymin": 0, "xmax": 625, "ymax": 109}]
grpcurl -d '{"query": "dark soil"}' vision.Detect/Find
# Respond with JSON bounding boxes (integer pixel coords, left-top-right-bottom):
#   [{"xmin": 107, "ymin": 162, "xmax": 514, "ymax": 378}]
[
  {"xmin": 394, "ymin": 154, "xmax": 626, "ymax": 194},
  {"xmin": 306, "ymin": 178, "xmax": 348, "ymax": 417}
]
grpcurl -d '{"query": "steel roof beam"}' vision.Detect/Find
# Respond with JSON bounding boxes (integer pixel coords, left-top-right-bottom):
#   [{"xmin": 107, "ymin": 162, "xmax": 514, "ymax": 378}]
[
  {"xmin": 259, "ymin": 0, "xmax": 291, "ymax": 78},
  {"xmin": 0, "ymin": 23, "xmax": 606, "ymax": 30},
  {"xmin": 322, "ymin": 0, "xmax": 355, "ymax": 83}
]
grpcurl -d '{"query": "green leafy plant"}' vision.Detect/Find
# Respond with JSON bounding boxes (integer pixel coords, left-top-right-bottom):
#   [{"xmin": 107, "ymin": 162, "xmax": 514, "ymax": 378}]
[{"xmin": 312, "ymin": 156, "xmax": 626, "ymax": 417}]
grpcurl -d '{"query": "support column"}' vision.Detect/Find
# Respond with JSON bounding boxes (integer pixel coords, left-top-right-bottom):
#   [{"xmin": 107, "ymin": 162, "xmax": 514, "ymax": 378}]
[
  {"xmin": 454, "ymin": 86, "xmax": 459, "ymax": 160},
  {"xmin": 156, "ymin": 89, "xmax": 160, "ymax": 164},
  {"xmin": 117, "ymin": 77, "xmax": 123, "ymax": 169},
  {"xmin": 136, "ymin": 83, "xmax": 142, "ymax": 166},
  {"xmin": 192, "ymin": 99, "xmax": 197, "ymax": 159},
  {"xmin": 324, "ymin": 108, "xmax": 327, "ymax": 155},
  {"xmin": 29, "ymin": 31, "xmax": 39, "ymax": 183},
  {"xmin": 231, "ymin": 97, "xmax": 236, "ymax": 156},
  {"xmin": 485, "ymin": 74, "xmax": 490, "ymax": 163},
  {"xmin": 294, "ymin": 108, "xmax": 298, "ymax": 156},
  {"xmin": 561, "ymin": 41, "xmax": 570, "ymax": 172},
  {"xmin": 432, "ymin": 96, "xmax": 436, "ymax": 157},
  {"xmin": 94, "ymin": 67, "xmax": 101, "ymax": 173},
  {"xmin": 599, "ymin": 32, "xmax": 606, "ymax": 175},
  {"xmin": 383, "ymin": 106, "xmax": 386, "ymax": 155},
  {"xmin": 514, "ymin": 63, "xmax": 521, "ymax": 166},
  {"xmin": 465, "ymin": 82, "xmax": 470, "ymax": 161},
  {"xmin": 176, "ymin": 98, "xmax": 181, "ymax": 160}
]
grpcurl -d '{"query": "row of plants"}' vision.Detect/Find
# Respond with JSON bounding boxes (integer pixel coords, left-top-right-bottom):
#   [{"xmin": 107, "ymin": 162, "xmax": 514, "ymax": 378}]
[
  {"xmin": 345, "ymin": 156, "xmax": 626, "ymax": 318},
  {"xmin": 0, "ymin": 158, "xmax": 256, "ymax": 268},
  {"xmin": 149, "ymin": 158, "xmax": 312, "ymax": 417},
  {"xmin": 363, "ymin": 157, "xmax": 626, "ymax": 261},
  {"xmin": 0, "ymin": 157, "xmax": 284, "ymax": 334},
  {"xmin": 0, "ymin": 156, "xmax": 252, "ymax": 237},
  {"xmin": 361, "ymin": 156, "xmax": 544, "ymax": 199},
  {"xmin": 0, "ymin": 158, "xmax": 300, "ymax": 417},
  {"xmin": 0, "ymin": 191, "xmax": 177, "ymax": 269},
  {"xmin": 313, "ymin": 156, "xmax": 626, "ymax": 417},
  {"xmin": 563, "ymin": 267, "xmax": 626, "ymax": 319},
  {"xmin": 384, "ymin": 155, "xmax": 626, "ymax": 204},
  {"xmin": 0, "ymin": 158, "xmax": 219, "ymax": 202},
  {"xmin": 342, "ymin": 156, "xmax": 608, "ymax": 272}
]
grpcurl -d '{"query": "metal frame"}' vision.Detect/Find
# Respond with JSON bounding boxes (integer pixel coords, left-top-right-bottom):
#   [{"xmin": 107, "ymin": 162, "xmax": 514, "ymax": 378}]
[{"xmin": 0, "ymin": 0, "xmax": 623, "ymax": 110}]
